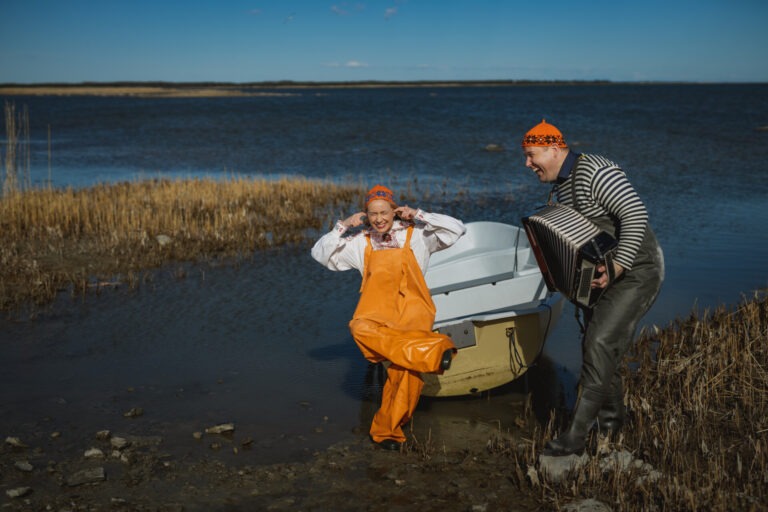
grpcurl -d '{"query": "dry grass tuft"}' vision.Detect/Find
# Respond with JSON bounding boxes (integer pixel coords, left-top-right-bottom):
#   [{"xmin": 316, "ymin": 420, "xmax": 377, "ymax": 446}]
[
  {"xmin": 504, "ymin": 293, "xmax": 768, "ymax": 511},
  {"xmin": 0, "ymin": 177, "xmax": 362, "ymax": 313}
]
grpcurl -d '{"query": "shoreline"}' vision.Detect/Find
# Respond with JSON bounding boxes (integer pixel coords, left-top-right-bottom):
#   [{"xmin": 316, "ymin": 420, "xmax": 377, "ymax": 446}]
[{"xmin": 0, "ymin": 80, "xmax": 748, "ymax": 98}]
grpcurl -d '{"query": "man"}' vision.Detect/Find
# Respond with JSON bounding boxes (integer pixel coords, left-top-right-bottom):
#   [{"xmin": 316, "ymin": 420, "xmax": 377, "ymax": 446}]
[{"xmin": 521, "ymin": 120, "xmax": 664, "ymax": 456}]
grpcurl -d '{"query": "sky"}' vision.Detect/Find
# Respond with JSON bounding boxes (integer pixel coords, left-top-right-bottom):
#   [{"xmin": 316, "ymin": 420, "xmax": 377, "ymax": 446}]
[{"xmin": 1, "ymin": 0, "xmax": 767, "ymax": 84}]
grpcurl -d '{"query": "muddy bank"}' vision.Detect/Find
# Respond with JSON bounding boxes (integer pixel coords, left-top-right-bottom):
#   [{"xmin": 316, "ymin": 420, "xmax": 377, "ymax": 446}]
[
  {"xmin": 3, "ymin": 294, "xmax": 767, "ymax": 512},
  {"xmin": 2, "ymin": 413, "xmax": 541, "ymax": 512}
]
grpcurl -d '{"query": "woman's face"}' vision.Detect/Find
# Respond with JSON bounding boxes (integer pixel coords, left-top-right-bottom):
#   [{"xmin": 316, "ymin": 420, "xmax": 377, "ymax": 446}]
[{"xmin": 366, "ymin": 199, "xmax": 396, "ymax": 233}]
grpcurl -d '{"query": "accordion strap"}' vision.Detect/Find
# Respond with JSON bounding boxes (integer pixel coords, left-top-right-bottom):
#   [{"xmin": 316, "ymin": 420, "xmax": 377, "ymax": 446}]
[
  {"xmin": 547, "ymin": 154, "xmax": 585, "ymax": 208},
  {"xmin": 569, "ymin": 154, "xmax": 586, "ymax": 212}
]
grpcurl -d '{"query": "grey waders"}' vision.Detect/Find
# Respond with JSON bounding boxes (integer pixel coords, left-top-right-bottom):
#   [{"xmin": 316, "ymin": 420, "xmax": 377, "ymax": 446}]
[{"xmin": 543, "ymin": 386, "xmax": 605, "ymax": 456}]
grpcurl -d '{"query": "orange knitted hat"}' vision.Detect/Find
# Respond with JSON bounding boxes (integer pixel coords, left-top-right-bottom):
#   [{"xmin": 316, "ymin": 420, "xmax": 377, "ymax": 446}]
[
  {"xmin": 364, "ymin": 185, "xmax": 397, "ymax": 209},
  {"xmin": 521, "ymin": 119, "xmax": 567, "ymax": 148}
]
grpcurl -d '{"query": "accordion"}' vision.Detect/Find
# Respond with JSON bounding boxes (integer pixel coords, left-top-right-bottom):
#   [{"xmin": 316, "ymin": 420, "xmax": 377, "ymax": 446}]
[{"xmin": 522, "ymin": 204, "xmax": 618, "ymax": 308}]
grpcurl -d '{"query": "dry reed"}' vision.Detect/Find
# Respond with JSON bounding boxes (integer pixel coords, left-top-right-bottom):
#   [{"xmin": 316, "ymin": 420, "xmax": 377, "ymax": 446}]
[
  {"xmin": 0, "ymin": 177, "xmax": 362, "ymax": 313},
  {"xmin": 503, "ymin": 293, "xmax": 768, "ymax": 511},
  {"xmin": 3, "ymin": 101, "xmax": 32, "ymax": 196}
]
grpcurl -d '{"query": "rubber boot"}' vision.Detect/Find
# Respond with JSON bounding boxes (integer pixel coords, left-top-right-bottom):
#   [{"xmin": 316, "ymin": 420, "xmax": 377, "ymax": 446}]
[
  {"xmin": 596, "ymin": 385, "xmax": 625, "ymax": 437},
  {"xmin": 543, "ymin": 387, "xmax": 604, "ymax": 456}
]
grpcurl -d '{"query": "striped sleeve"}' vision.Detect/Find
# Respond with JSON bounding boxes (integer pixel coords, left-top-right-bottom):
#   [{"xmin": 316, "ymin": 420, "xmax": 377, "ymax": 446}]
[{"xmin": 590, "ymin": 166, "xmax": 648, "ymax": 269}]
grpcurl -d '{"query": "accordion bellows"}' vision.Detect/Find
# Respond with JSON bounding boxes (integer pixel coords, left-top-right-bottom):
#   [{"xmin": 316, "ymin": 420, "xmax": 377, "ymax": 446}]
[{"xmin": 522, "ymin": 204, "xmax": 618, "ymax": 308}]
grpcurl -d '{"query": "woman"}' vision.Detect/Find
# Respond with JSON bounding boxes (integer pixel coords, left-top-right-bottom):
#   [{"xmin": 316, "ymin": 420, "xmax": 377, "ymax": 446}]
[{"xmin": 311, "ymin": 185, "xmax": 466, "ymax": 450}]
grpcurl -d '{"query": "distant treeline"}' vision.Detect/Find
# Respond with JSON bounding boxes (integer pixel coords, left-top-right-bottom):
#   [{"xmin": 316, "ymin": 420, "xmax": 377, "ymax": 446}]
[{"xmin": 0, "ymin": 79, "xmax": 621, "ymax": 89}]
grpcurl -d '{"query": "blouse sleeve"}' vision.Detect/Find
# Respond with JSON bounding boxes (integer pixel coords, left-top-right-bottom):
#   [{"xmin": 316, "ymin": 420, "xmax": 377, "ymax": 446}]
[
  {"xmin": 413, "ymin": 209, "xmax": 467, "ymax": 254},
  {"xmin": 310, "ymin": 221, "xmax": 366, "ymax": 272}
]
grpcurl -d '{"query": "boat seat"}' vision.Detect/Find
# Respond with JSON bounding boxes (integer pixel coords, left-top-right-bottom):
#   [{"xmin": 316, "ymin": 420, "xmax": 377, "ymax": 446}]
[{"xmin": 426, "ymin": 221, "xmax": 537, "ymax": 295}]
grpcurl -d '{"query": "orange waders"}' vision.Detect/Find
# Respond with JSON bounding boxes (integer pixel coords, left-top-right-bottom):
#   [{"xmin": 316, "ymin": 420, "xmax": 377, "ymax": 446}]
[{"xmin": 349, "ymin": 227, "xmax": 456, "ymax": 443}]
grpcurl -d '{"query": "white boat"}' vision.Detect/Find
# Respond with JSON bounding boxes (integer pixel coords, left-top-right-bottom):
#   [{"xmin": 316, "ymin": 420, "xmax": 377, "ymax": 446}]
[{"xmin": 422, "ymin": 221, "xmax": 564, "ymax": 397}]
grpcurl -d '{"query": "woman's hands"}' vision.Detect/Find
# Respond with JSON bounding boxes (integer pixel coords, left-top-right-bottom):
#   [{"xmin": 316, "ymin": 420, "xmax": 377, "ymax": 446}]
[
  {"xmin": 342, "ymin": 212, "xmax": 368, "ymax": 229},
  {"xmin": 342, "ymin": 205, "xmax": 418, "ymax": 228},
  {"xmin": 394, "ymin": 205, "xmax": 417, "ymax": 220}
]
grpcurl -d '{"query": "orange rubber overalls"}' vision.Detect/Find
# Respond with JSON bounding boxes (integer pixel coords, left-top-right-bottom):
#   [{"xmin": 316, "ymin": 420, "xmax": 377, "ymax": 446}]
[{"xmin": 349, "ymin": 226, "xmax": 456, "ymax": 443}]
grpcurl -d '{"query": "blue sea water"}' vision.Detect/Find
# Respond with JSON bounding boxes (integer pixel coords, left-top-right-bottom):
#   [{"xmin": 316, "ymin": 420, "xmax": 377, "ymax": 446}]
[{"xmin": 1, "ymin": 84, "xmax": 767, "ymax": 464}]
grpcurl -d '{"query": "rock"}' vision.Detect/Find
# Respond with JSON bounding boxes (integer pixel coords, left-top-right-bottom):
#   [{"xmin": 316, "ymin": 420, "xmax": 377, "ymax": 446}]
[
  {"xmin": 193, "ymin": 431, "xmax": 203, "ymax": 440},
  {"xmin": 67, "ymin": 467, "xmax": 106, "ymax": 487},
  {"xmin": 124, "ymin": 407, "xmax": 144, "ymax": 418},
  {"xmin": 95, "ymin": 430, "xmax": 111, "ymax": 441},
  {"xmin": 85, "ymin": 447, "xmax": 105, "ymax": 459},
  {"xmin": 560, "ymin": 498, "xmax": 612, "ymax": 511},
  {"xmin": 635, "ymin": 469, "xmax": 663, "ymax": 488},
  {"xmin": 5, "ymin": 436, "xmax": 28, "ymax": 448},
  {"xmin": 14, "ymin": 460, "xmax": 34, "ymax": 472},
  {"xmin": 50, "ymin": 431, "xmax": 61, "ymax": 439},
  {"xmin": 538, "ymin": 452, "xmax": 589, "ymax": 483},
  {"xmin": 117, "ymin": 451, "xmax": 133, "ymax": 464},
  {"xmin": 124, "ymin": 434, "xmax": 162, "ymax": 447},
  {"xmin": 526, "ymin": 464, "xmax": 540, "ymax": 487},
  {"xmin": 599, "ymin": 450, "xmax": 634, "ymax": 473},
  {"xmin": 110, "ymin": 436, "xmax": 131, "ymax": 449},
  {"xmin": 267, "ymin": 497, "xmax": 296, "ymax": 509},
  {"xmin": 484, "ymin": 143, "xmax": 505, "ymax": 152},
  {"xmin": 6, "ymin": 487, "xmax": 32, "ymax": 499},
  {"xmin": 205, "ymin": 423, "xmax": 235, "ymax": 435}
]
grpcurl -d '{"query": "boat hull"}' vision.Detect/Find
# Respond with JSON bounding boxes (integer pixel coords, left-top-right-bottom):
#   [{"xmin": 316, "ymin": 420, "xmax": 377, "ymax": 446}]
[
  {"xmin": 418, "ymin": 221, "xmax": 564, "ymax": 397},
  {"xmin": 421, "ymin": 296, "xmax": 562, "ymax": 397}
]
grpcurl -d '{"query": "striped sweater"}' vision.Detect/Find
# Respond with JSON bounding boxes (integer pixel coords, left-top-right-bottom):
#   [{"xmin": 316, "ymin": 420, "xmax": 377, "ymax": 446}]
[{"xmin": 555, "ymin": 153, "xmax": 649, "ymax": 270}]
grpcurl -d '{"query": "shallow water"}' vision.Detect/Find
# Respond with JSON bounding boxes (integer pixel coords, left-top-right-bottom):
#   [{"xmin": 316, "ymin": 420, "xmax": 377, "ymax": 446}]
[
  {"xmin": 2, "ymin": 200, "xmax": 765, "ymax": 465},
  {"xmin": 1, "ymin": 84, "xmax": 767, "ymax": 464}
]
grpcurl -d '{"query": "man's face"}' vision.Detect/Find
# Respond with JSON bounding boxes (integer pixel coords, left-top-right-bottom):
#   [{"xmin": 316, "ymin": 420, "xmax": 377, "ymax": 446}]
[{"xmin": 523, "ymin": 145, "xmax": 561, "ymax": 183}]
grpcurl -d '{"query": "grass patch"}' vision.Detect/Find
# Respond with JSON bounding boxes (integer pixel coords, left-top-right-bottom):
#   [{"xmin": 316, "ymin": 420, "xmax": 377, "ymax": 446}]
[
  {"xmin": 0, "ymin": 177, "xmax": 362, "ymax": 314},
  {"xmin": 498, "ymin": 293, "xmax": 768, "ymax": 511}
]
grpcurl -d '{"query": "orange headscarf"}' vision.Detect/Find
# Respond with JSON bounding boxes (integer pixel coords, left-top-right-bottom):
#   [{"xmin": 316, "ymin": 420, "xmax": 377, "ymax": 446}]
[
  {"xmin": 364, "ymin": 185, "xmax": 397, "ymax": 209},
  {"xmin": 521, "ymin": 119, "xmax": 567, "ymax": 148}
]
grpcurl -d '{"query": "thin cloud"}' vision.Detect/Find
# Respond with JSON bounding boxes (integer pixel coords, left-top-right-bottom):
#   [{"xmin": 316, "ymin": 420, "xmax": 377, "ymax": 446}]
[
  {"xmin": 331, "ymin": 3, "xmax": 365, "ymax": 16},
  {"xmin": 331, "ymin": 5, "xmax": 349, "ymax": 15},
  {"xmin": 384, "ymin": 7, "xmax": 398, "ymax": 19},
  {"xmin": 324, "ymin": 60, "xmax": 369, "ymax": 68},
  {"xmin": 248, "ymin": 8, "xmax": 262, "ymax": 16}
]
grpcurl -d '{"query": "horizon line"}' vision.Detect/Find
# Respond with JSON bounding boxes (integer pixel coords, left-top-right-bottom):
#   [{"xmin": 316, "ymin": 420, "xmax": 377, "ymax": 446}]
[{"xmin": 2, "ymin": 79, "xmax": 767, "ymax": 88}]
